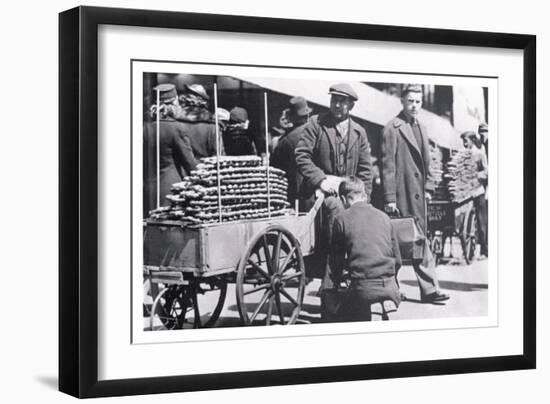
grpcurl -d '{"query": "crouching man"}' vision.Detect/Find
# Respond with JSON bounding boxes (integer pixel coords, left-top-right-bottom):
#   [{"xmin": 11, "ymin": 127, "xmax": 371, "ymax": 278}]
[{"xmin": 330, "ymin": 176, "xmax": 402, "ymax": 322}]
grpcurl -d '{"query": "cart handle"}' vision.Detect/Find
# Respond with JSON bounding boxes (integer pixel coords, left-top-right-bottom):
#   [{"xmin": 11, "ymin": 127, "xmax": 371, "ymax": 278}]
[
  {"xmin": 309, "ymin": 189, "xmax": 326, "ymax": 218},
  {"xmin": 292, "ymin": 190, "xmax": 325, "ymax": 245}
]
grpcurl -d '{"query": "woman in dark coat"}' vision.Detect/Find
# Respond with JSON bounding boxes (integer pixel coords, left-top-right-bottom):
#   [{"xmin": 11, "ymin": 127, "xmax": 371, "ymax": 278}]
[
  {"xmin": 168, "ymin": 83, "xmax": 224, "ymax": 158},
  {"xmin": 143, "ymin": 84, "xmax": 197, "ymax": 216}
]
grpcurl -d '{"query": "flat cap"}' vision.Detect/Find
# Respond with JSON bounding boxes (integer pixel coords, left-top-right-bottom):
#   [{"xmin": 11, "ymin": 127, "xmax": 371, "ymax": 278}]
[
  {"xmin": 460, "ymin": 130, "xmax": 478, "ymax": 140},
  {"xmin": 328, "ymin": 83, "xmax": 358, "ymax": 101},
  {"xmin": 478, "ymin": 122, "xmax": 488, "ymax": 133},
  {"xmin": 153, "ymin": 83, "xmax": 177, "ymax": 102},
  {"xmin": 402, "ymin": 83, "xmax": 423, "ymax": 95}
]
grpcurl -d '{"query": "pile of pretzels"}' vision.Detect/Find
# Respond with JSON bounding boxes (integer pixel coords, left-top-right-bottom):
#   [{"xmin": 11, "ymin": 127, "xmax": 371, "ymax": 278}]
[
  {"xmin": 445, "ymin": 149, "xmax": 483, "ymax": 203},
  {"xmin": 149, "ymin": 156, "xmax": 291, "ymax": 224}
]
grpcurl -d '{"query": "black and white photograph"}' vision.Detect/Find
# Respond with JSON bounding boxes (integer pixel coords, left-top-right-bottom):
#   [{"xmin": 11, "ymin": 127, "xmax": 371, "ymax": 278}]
[
  {"xmin": 50, "ymin": 3, "xmax": 538, "ymax": 399},
  {"xmin": 138, "ymin": 65, "xmax": 493, "ymax": 334}
]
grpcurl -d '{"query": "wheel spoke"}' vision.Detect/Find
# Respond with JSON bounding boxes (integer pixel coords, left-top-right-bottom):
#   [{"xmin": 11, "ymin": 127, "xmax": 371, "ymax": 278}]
[
  {"xmin": 281, "ymin": 272, "xmax": 303, "ymax": 282},
  {"xmin": 279, "ymin": 286, "xmax": 298, "ymax": 307},
  {"xmin": 266, "ymin": 295, "xmax": 274, "ymax": 325},
  {"xmin": 243, "ymin": 283, "xmax": 271, "ymax": 296},
  {"xmin": 250, "ymin": 290, "xmax": 272, "ymax": 323},
  {"xmin": 279, "ymin": 246, "xmax": 297, "ymax": 274},
  {"xmin": 272, "ymin": 232, "xmax": 282, "ymax": 274},
  {"xmin": 262, "ymin": 235, "xmax": 273, "ymax": 274},
  {"xmin": 247, "ymin": 258, "xmax": 270, "ymax": 280},
  {"xmin": 192, "ymin": 292, "xmax": 201, "ymax": 328},
  {"xmin": 275, "ymin": 293, "xmax": 285, "ymax": 324}
]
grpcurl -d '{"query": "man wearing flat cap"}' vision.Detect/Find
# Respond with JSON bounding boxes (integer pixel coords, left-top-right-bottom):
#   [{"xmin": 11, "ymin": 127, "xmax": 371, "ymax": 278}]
[
  {"xmin": 169, "ymin": 83, "xmax": 224, "ymax": 158},
  {"xmin": 295, "ymin": 83, "xmax": 373, "ymax": 317},
  {"xmin": 271, "ymin": 96, "xmax": 313, "ymax": 205},
  {"xmin": 381, "ymin": 84, "xmax": 449, "ymax": 303},
  {"xmin": 143, "ymin": 83, "xmax": 198, "ymax": 216}
]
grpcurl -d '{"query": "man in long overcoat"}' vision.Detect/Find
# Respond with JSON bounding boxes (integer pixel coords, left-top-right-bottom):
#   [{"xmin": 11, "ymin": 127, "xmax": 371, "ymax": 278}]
[
  {"xmin": 295, "ymin": 83, "xmax": 372, "ymax": 318},
  {"xmin": 271, "ymin": 96, "xmax": 313, "ymax": 205},
  {"xmin": 144, "ymin": 84, "xmax": 198, "ymax": 216},
  {"xmin": 381, "ymin": 84, "xmax": 449, "ymax": 303}
]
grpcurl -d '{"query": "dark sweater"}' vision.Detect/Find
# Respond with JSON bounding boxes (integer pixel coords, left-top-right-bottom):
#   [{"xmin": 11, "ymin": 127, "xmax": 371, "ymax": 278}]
[{"xmin": 331, "ymin": 201, "xmax": 401, "ymax": 281}]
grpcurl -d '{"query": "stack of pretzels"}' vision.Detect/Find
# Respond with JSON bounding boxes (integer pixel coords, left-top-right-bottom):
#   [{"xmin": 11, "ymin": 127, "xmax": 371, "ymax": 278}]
[
  {"xmin": 445, "ymin": 149, "xmax": 483, "ymax": 203},
  {"xmin": 149, "ymin": 156, "xmax": 291, "ymax": 224}
]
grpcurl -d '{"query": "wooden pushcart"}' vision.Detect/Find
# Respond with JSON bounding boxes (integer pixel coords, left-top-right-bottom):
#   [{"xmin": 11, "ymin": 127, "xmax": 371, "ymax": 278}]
[
  {"xmin": 143, "ymin": 88, "xmax": 326, "ymax": 330},
  {"xmin": 143, "ymin": 194, "xmax": 324, "ymax": 330},
  {"xmin": 427, "ymin": 197, "xmax": 478, "ymax": 266}
]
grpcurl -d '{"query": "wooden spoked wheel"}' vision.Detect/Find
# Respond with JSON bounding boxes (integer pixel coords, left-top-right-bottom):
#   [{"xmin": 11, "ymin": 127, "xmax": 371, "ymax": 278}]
[
  {"xmin": 187, "ymin": 277, "xmax": 227, "ymax": 329},
  {"xmin": 150, "ymin": 285, "xmax": 188, "ymax": 330},
  {"xmin": 461, "ymin": 208, "xmax": 478, "ymax": 265},
  {"xmin": 236, "ymin": 225, "xmax": 306, "ymax": 326},
  {"xmin": 430, "ymin": 235, "xmax": 443, "ymax": 267},
  {"xmin": 149, "ymin": 277, "xmax": 227, "ymax": 330}
]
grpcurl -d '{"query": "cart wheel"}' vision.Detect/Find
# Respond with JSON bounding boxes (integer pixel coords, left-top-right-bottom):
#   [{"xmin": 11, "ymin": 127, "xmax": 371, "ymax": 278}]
[
  {"xmin": 431, "ymin": 236, "xmax": 442, "ymax": 267},
  {"xmin": 150, "ymin": 285, "xmax": 189, "ymax": 330},
  {"xmin": 149, "ymin": 279, "xmax": 227, "ymax": 330},
  {"xmin": 185, "ymin": 277, "xmax": 227, "ymax": 329},
  {"xmin": 461, "ymin": 209, "xmax": 478, "ymax": 265},
  {"xmin": 236, "ymin": 225, "xmax": 306, "ymax": 326}
]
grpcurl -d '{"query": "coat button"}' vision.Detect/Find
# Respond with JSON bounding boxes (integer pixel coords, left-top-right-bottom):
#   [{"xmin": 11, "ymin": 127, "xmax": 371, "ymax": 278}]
[
  {"xmin": 415, "ymin": 194, "xmax": 420, "ymax": 200},
  {"xmin": 415, "ymin": 172, "xmax": 419, "ymax": 178}
]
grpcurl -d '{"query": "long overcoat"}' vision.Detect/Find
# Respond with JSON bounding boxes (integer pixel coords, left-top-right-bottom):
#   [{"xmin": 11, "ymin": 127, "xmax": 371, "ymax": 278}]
[
  {"xmin": 271, "ymin": 122, "xmax": 308, "ymax": 204},
  {"xmin": 172, "ymin": 107, "xmax": 222, "ymax": 158},
  {"xmin": 381, "ymin": 111, "xmax": 434, "ymax": 259},
  {"xmin": 295, "ymin": 113, "xmax": 372, "ymax": 200},
  {"xmin": 143, "ymin": 117, "xmax": 197, "ymax": 215}
]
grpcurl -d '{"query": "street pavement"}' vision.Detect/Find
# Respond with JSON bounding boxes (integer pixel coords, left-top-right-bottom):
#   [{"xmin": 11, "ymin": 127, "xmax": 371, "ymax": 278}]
[
  {"xmin": 214, "ymin": 256, "xmax": 488, "ymax": 326},
  {"xmin": 144, "ymin": 249, "xmax": 488, "ymax": 330}
]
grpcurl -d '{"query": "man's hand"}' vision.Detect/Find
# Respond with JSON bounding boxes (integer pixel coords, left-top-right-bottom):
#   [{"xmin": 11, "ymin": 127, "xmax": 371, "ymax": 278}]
[
  {"xmin": 425, "ymin": 191, "xmax": 432, "ymax": 202},
  {"xmin": 384, "ymin": 202, "xmax": 399, "ymax": 215},
  {"xmin": 320, "ymin": 178, "xmax": 337, "ymax": 196}
]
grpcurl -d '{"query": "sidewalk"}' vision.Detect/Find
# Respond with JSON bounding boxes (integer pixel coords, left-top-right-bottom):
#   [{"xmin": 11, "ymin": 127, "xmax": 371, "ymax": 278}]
[
  {"xmin": 144, "ymin": 254, "xmax": 488, "ymax": 329},
  {"xmin": 211, "ymin": 257, "xmax": 488, "ymax": 327}
]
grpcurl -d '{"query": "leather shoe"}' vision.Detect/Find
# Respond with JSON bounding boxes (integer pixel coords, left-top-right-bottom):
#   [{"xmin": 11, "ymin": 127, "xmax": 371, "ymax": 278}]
[{"xmin": 421, "ymin": 291, "xmax": 450, "ymax": 303}]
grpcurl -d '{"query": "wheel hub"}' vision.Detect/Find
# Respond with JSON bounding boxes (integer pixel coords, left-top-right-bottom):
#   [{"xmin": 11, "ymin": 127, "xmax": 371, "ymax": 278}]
[{"xmin": 270, "ymin": 274, "xmax": 282, "ymax": 291}]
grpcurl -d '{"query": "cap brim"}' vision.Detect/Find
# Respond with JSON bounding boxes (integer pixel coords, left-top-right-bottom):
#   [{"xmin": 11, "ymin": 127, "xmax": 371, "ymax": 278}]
[{"xmin": 328, "ymin": 90, "xmax": 357, "ymax": 101}]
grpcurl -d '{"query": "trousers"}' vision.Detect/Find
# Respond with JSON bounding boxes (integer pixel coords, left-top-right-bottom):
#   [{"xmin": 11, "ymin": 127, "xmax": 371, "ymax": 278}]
[{"xmin": 340, "ymin": 277, "xmax": 401, "ymax": 322}]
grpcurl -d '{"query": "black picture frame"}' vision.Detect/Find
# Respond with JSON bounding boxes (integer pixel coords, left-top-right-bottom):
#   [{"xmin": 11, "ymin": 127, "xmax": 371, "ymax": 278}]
[{"xmin": 59, "ymin": 5, "xmax": 536, "ymax": 398}]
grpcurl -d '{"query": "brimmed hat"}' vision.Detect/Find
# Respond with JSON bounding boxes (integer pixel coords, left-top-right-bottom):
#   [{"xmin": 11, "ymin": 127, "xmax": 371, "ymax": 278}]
[
  {"xmin": 289, "ymin": 96, "xmax": 313, "ymax": 117},
  {"xmin": 216, "ymin": 108, "xmax": 230, "ymax": 122},
  {"xmin": 184, "ymin": 83, "xmax": 210, "ymax": 101},
  {"xmin": 229, "ymin": 106, "xmax": 248, "ymax": 123},
  {"xmin": 328, "ymin": 83, "xmax": 358, "ymax": 101},
  {"xmin": 153, "ymin": 83, "xmax": 177, "ymax": 102}
]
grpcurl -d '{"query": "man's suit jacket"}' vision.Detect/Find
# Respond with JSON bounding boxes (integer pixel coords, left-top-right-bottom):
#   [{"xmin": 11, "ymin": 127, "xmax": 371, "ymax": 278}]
[{"xmin": 295, "ymin": 113, "xmax": 372, "ymax": 199}]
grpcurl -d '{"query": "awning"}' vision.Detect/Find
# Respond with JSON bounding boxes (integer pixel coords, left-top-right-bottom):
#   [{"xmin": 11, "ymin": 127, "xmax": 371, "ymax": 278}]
[{"xmin": 236, "ymin": 77, "xmax": 463, "ymax": 150}]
